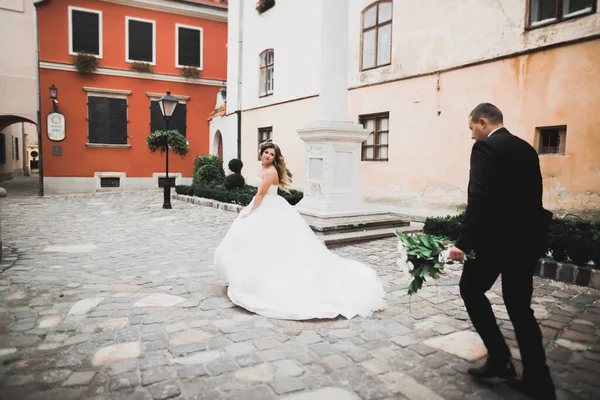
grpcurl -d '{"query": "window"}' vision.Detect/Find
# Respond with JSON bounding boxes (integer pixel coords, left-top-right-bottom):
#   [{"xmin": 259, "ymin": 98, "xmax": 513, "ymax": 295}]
[
  {"xmin": 15, "ymin": 138, "xmax": 19, "ymax": 161},
  {"xmin": 259, "ymin": 49, "xmax": 274, "ymax": 97},
  {"xmin": 126, "ymin": 17, "xmax": 155, "ymax": 64},
  {"xmin": 361, "ymin": 1, "xmax": 392, "ymax": 71},
  {"xmin": 537, "ymin": 126, "xmax": 566, "ymax": 155},
  {"xmin": 0, "ymin": 134, "xmax": 5, "ymax": 164},
  {"xmin": 176, "ymin": 24, "xmax": 203, "ymax": 69},
  {"xmin": 87, "ymin": 97, "xmax": 128, "ymax": 145},
  {"xmin": 69, "ymin": 6, "xmax": 102, "ymax": 57},
  {"xmin": 360, "ymin": 113, "xmax": 389, "ymax": 161},
  {"xmin": 258, "ymin": 127, "xmax": 272, "ymax": 160},
  {"xmin": 150, "ymin": 100, "xmax": 187, "ymax": 138},
  {"xmin": 529, "ymin": 0, "xmax": 595, "ymax": 27}
]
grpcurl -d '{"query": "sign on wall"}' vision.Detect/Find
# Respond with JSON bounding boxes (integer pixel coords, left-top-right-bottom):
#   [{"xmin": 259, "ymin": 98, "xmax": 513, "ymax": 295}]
[{"xmin": 47, "ymin": 112, "xmax": 66, "ymax": 141}]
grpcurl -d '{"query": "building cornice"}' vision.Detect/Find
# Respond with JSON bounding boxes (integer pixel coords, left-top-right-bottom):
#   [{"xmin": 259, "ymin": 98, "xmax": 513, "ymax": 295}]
[
  {"xmin": 40, "ymin": 61, "xmax": 226, "ymax": 87},
  {"xmin": 100, "ymin": 0, "xmax": 227, "ymax": 22}
]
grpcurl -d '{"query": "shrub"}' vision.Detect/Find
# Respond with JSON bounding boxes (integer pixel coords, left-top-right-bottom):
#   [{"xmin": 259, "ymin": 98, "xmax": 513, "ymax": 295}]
[
  {"xmin": 225, "ymin": 173, "xmax": 245, "ymax": 190},
  {"xmin": 131, "ymin": 62, "xmax": 153, "ymax": 73},
  {"xmin": 228, "ymin": 158, "xmax": 243, "ymax": 174},
  {"xmin": 180, "ymin": 66, "xmax": 200, "ymax": 79},
  {"xmin": 195, "ymin": 164, "xmax": 225, "ymax": 187},
  {"xmin": 193, "ymin": 155, "xmax": 225, "ymax": 186},
  {"xmin": 423, "ymin": 213, "xmax": 600, "ymax": 268},
  {"xmin": 73, "ymin": 53, "xmax": 98, "ymax": 73},
  {"xmin": 175, "ymin": 184, "xmax": 304, "ymax": 207}
]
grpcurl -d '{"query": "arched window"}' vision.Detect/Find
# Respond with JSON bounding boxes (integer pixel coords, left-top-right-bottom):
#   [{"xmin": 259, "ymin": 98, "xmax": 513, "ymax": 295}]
[
  {"xmin": 259, "ymin": 49, "xmax": 274, "ymax": 97},
  {"xmin": 361, "ymin": 1, "xmax": 392, "ymax": 71}
]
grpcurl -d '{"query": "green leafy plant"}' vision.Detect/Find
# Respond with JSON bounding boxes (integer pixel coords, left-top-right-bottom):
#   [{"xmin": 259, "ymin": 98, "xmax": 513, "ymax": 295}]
[
  {"xmin": 193, "ymin": 155, "xmax": 225, "ymax": 186},
  {"xmin": 228, "ymin": 158, "xmax": 243, "ymax": 174},
  {"xmin": 225, "ymin": 174, "xmax": 246, "ymax": 190},
  {"xmin": 396, "ymin": 231, "xmax": 449, "ymax": 295},
  {"xmin": 180, "ymin": 66, "xmax": 200, "ymax": 79},
  {"xmin": 146, "ymin": 130, "xmax": 189, "ymax": 157},
  {"xmin": 131, "ymin": 62, "xmax": 153, "ymax": 73},
  {"xmin": 175, "ymin": 184, "xmax": 303, "ymax": 207},
  {"xmin": 73, "ymin": 53, "xmax": 98, "ymax": 73}
]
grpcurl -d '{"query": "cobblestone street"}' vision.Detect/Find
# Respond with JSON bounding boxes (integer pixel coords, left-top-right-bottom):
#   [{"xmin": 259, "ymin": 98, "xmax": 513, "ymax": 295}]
[{"xmin": 0, "ymin": 189, "xmax": 599, "ymax": 400}]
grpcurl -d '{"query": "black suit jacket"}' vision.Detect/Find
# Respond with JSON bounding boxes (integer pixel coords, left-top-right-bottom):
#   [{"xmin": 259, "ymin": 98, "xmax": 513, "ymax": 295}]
[{"xmin": 455, "ymin": 128, "xmax": 552, "ymax": 258}]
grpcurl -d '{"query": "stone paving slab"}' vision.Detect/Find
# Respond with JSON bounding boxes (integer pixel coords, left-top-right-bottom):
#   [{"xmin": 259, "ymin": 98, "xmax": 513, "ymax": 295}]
[{"xmin": 0, "ymin": 191, "xmax": 599, "ymax": 400}]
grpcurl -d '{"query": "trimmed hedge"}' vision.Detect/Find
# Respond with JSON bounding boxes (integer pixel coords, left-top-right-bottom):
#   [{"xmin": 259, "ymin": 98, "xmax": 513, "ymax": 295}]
[
  {"xmin": 175, "ymin": 184, "xmax": 304, "ymax": 207},
  {"xmin": 423, "ymin": 213, "xmax": 600, "ymax": 269}
]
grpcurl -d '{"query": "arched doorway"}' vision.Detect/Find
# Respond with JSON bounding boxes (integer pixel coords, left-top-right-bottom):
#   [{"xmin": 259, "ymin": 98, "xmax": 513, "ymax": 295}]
[{"xmin": 215, "ymin": 130, "xmax": 223, "ymax": 160}]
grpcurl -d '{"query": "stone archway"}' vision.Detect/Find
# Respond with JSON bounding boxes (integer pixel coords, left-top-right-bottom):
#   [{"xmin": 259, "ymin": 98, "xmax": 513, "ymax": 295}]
[{"xmin": 213, "ymin": 130, "xmax": 223, "ymax": 160}]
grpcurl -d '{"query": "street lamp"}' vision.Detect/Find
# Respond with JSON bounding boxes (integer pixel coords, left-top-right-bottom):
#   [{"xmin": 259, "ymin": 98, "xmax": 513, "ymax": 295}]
[
  {"xmin": 158, "ymin": 91, "xmax": 178, "ymax": 209},
  {"xmin": 49, "ymin": 84, "xmax": 58, "ymax": 112}
]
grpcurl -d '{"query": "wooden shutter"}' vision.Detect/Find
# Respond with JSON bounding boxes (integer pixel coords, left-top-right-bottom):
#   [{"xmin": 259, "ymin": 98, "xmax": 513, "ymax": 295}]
[
  {"xmin": 178, "ymin": 27, "xmax": 201, "ymax": 67},
  {"xmin": 72, "ymin": 10, "xmax": 100, "ymax": 55},
  {"xmin": 89, "ymin": 97, "xmax": 127, "ymax": 144},
  {"xmin": 128, "ymin": 20, "xmax": 153, "ymax": 62},
  {"xmin": 150, "ymin": 101, "xmax": 186, "ymax": 138}
]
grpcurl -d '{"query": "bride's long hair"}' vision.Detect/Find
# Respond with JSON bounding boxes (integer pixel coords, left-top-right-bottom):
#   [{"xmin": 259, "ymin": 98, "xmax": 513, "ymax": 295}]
[{"xmin": 259, "ymin": 140, "xmax": 289, "ymax": 189}]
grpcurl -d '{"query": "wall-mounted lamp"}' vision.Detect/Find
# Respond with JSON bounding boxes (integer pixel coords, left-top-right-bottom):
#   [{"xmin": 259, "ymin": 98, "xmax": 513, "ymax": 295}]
[{"xmin": 49, "ymin": 84, "xmax": 58, "ymax": 112}]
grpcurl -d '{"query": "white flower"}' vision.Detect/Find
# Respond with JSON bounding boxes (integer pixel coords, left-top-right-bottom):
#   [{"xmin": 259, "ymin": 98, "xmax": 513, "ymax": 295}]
[
  {"xmin": 407, "ymin": 261, "xmax": 414, "ymax": 271},
  {"xmin": 397, "ymin": 241, "xmax": 408, "ymax": 263}
]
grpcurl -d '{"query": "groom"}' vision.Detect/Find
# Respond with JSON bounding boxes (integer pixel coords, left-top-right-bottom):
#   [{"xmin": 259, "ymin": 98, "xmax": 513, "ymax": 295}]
[{"xmin": 448, "ymin": 103, "xmax": 555, "ymax": 400}]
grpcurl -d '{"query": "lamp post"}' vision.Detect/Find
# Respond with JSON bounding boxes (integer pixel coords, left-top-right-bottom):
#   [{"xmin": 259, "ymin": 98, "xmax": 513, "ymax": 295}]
[
  {"xmin": 49, "ymin": 84, "xmax": 58, "ymax": 112},
  {"xmin": 158, "ymin": 91, "xmax": 178, "ymax": 209}
]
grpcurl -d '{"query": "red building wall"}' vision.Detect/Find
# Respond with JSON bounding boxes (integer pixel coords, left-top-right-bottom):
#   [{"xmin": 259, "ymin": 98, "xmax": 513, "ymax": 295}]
[{"xmin": 37, "ymin": 0, "xmax": 227, "ymax": 184}]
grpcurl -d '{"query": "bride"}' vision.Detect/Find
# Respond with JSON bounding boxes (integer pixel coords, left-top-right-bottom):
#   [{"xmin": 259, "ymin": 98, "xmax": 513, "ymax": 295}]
[{"xmin": 213, "ymin": 141, "xmax": 387, "ymax": 320}]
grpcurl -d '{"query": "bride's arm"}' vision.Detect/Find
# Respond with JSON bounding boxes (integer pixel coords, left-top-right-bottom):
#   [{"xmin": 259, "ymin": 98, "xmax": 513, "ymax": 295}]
[{"xmin": 247, "ymin": 170, "xmax": 277, "ymax": 216}]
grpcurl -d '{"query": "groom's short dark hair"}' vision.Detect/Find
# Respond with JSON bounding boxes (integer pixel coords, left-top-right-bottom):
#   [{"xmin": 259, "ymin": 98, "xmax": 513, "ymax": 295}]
[{"xmin": 470, "ymin": 103, "xmax": 503, "ymax": 125}]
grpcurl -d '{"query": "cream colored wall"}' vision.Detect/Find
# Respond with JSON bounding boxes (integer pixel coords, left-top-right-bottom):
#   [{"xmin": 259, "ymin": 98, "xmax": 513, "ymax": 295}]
[
  {"xmin": 349, "ymin": 39, "xmax": 600, "ymax": 214},
  {"xmin": 240, "ymin": 98, "xmax": 318, "ymax": 187},
  {"xmin": 349, "ymin": 0, "xmax": 600, "ymax": 88},
  {"xmin": 0, "ymin": 0, "xmax": 37, "ymax": 124},
  {"xmin": 240, "ymin": 40, "xmax": 600, "ymax": 216},
  {"xmin": 0, "ymin": 124, "xmax": 26, "ymax": 180}
]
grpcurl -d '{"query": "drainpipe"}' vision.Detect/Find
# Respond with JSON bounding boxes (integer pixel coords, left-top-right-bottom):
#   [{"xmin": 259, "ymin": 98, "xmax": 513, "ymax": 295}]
[
  {"xmin": 22, "ymin": 122, "xmax": 29, "ymax": 176},
  {"xmin": 34, "ymin": 1, "xmax": 44, "ymax": 196},
  {"xmin": 236, "ymin": 0, "xmax": 243, "ymax": 160}
]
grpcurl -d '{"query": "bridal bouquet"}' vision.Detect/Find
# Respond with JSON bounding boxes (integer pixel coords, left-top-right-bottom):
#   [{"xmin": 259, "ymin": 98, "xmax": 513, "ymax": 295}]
[{"xmin": 395, "ymin": 231, "xmax": 451, "ymax": 295}]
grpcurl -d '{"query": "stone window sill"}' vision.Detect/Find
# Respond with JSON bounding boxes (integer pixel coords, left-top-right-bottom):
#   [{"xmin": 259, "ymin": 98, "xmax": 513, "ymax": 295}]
[{"xmin": 86, "ymin": 143, "xmax": 131, "ymax": 149}]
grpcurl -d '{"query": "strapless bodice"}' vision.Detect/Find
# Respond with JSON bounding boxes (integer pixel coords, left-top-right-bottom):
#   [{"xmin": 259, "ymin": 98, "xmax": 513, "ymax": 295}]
[{"xmin": 255, "ymin": 176, "xmax": 278, "ymax": 195}]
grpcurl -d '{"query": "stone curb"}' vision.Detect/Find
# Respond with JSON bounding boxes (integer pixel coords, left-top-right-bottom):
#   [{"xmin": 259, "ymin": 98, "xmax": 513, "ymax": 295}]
[
  {"xmin": 536, "ymin": 259, "xmax": 600, "ymax": 289},
  {"xmin": 172, "ymin": 194, "xmax": 243, "ymax": 213}
]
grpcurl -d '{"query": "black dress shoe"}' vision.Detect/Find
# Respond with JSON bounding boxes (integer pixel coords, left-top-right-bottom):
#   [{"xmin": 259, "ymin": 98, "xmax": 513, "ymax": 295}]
[
  {"xmin": 467, "ymin": 357, "xmax": 516, "ymax": 379},
  {"xmin": 508, "ymin": 378, "xmax": 556, "ymax": 400}
]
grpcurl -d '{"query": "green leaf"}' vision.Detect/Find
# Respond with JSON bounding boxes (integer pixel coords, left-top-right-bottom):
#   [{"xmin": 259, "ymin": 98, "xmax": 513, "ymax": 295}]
[
  {"xmin": 431, "ymin": 272, "xmax": 441, "ymax": 279},
  {"xmin": 419, "ymin": 248, "xmax": 433, "ymax": 258},
  {"xmin": 419, "ymin": 235, "xmax": 434, "ymax": 249},
  {"xmin": 419, "ymin": 265, "xmax": 430, "ymax": 278}
]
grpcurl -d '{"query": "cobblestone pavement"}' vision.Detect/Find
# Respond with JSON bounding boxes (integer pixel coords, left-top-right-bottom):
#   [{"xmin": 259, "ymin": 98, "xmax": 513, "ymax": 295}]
[{"xmin": 0, "ymin": 190, "xmax": 599, "ymax": 400}]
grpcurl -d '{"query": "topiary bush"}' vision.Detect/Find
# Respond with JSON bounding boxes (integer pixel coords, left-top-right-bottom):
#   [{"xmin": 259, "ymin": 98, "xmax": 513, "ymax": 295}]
[
  {"xmin": 228, "ymin": 158, "xmax": 243, "ymax": 174},
  {"xmin": 195, "ymin": 163, "xmax": 225, "ymax": 187},
  {"xmin": 225, "ymin": 173, "xmax": 246, "ymax": 190},
  {"xmin": 193, "ymin": 155, "xmax": 225, "ymax": 186}
]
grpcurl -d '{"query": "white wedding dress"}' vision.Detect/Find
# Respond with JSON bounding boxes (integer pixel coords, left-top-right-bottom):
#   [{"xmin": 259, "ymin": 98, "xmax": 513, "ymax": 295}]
[{"xmin": 213, "ymin": 176, "xmax": 387, "ymax": 320}]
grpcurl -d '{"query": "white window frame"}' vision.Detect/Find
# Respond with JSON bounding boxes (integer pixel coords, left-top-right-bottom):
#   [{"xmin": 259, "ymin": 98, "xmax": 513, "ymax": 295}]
[
  {"xmin": 125, "ymin": 16, "xmax": 156, "ymax": 65},
  {"xmin": 68, "ymin": 6, "xmax": 103, "ymax": 58},
  {"xmin": 175, "ymin": 23, "xmax": 204, "ymax": 70}
]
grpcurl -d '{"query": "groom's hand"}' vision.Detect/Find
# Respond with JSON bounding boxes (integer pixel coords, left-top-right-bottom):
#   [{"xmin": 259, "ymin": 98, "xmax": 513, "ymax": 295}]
[{"xmin": 448, "ymin": 246, "xmax": 465, "ymax": 262}]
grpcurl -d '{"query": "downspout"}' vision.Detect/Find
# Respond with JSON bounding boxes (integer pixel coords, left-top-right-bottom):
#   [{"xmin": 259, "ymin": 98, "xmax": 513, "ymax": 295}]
[
  {"xmin": 34, "ymin": 1, "xmax": 44, "ymax": 196},
  {"xmin": 236, "ymin": 0, "xmax": 243, "ymax": 159}
]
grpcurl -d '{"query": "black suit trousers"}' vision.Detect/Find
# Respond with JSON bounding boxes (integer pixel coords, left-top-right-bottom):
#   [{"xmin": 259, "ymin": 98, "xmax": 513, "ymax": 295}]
[{"xmin": 459, "ymin": 252, "xmax": 549, "ymax": 381}]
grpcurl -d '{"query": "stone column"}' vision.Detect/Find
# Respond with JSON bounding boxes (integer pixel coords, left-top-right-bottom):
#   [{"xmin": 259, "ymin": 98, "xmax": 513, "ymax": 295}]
[{"xmin": 295, "ymin": 0, "xmax": 380, "ymax": 218}]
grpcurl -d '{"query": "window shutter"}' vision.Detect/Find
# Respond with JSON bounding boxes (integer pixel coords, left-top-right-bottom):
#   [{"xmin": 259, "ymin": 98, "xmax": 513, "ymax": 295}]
[
  {"xmin": 88, "ymin": 97, "xmax": 127, "ymax": 144},
  {"xmin": 178, "ymin": 27, "xmax": 201, "ymax": 67},
  {"xmin": 171, "ymin": 103, "xmax": 187, "ymax": 138},
  {"xmin": 150, "ymin": 101, "xmax": 186, "ymax": 138},
  {"xmin": 150, "ymin": 101, "xmax": 165, "ymax": 133},
  {"xmin": 72, "ymin": 10, "xmax": 100, "ymax": 55},
  {"xmin": 128, "ymin": 20, "xmax": 153, "ymax": 62}
]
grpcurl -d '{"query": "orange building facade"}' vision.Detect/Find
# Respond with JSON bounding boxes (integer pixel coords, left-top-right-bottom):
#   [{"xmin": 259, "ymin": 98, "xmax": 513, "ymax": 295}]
[{"xmin": 36, "ymin": 0, "xmax": 227, "ymax": 194}]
